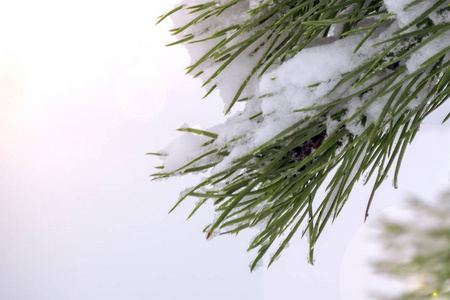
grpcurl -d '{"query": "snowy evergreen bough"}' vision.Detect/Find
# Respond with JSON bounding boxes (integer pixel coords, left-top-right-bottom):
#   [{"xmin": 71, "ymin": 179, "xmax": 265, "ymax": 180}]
[{"xmin": 151, "ymin": 0, "xmax": 450, "ymax": 270}]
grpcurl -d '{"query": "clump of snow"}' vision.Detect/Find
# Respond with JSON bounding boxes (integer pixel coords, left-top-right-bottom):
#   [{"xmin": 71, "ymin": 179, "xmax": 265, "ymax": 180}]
[
  {"xmin": 160, "ymin": 127, "xmax": 211, "ymax": 172},
  {"xmin": 429, "ymin": 8, "xmax": 450, "ymax": 25},
  {"xmin": 169, "ymin": 0, "xmax": 264, "ymax": 110},
  {"xmin": 406, "ymin": 31, "xmax": 450, "ymax": 73},
  {"xmin": 261, "ymin": 35, "xmax": 363, "ymax": 94},
  {"xmin": 259, "ymin": 35, "xmax": 366, "ymax": 115},
  {"xmin": 383, "ymin": 0, "xmax": 437, "ymax": 27}
]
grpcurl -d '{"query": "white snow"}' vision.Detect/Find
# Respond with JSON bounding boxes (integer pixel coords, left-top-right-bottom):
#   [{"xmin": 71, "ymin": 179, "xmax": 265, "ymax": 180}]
[
  {"xmin": 430, "ymin": 8, "xmax": 450, "ymax": 25},
  {"xmin": 383, "ymin": 0, "xmax": 437, "ymax": 27},
  {"xmin": 259, "ymin": 35, "xmax": 366, "ymax": 115},
  {"xmin": 161, "ymin": 128, "xmax": 211, "ymax": 172},
  {"xmin": 406, "ymin": 31, "xmax": 450, "ymax": 73}
]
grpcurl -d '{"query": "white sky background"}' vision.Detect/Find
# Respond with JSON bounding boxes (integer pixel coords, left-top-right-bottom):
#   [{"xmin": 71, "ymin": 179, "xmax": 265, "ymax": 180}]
[{"xmin": 0, "ymin": 1, "xmax": 449, "ymax": 299}]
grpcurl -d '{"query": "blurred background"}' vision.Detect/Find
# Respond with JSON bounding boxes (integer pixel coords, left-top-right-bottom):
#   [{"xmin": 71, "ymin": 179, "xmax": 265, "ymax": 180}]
[{"xmin": 0, "ymin": 1, "xmax": 449, "ymax": 299}]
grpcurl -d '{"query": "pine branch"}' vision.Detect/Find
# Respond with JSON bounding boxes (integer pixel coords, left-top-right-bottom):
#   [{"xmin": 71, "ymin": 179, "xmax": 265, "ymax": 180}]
[{"xmin": 153, "ymin": 0, "xmax": 450, "ymax": 270}]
